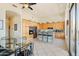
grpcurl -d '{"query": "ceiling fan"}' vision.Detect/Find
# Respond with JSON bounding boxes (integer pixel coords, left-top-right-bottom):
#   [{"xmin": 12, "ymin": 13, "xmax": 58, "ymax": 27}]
[{"xmin": 12, "ymin": 3, "xmax": 36, "ymax": 10}]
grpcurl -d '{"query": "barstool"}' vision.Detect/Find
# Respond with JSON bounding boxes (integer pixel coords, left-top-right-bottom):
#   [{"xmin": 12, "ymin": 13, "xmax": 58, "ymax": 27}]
[
  {"xmin": 15, "ymin": 47, "xmax": 21, "ymax": 56},
  {"xmin": 43, "ymin": 32, "xmax": 48, "ymax": 42},
  {"xmin": 47, "ymin": 31, "xmax": 53, "ymax": 43}
]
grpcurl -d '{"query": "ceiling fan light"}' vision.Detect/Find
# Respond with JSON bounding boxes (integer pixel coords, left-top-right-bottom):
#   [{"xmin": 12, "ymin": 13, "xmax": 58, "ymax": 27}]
[{"xmin": 24, "ymin": 4, "xmax": 28, "ymax": 8}]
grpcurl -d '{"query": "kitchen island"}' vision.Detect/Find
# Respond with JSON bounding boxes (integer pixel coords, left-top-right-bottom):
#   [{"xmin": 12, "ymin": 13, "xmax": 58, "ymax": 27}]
[{"xmin": 37, "ymin": 29, "xmax": 53, "ymax": 43}]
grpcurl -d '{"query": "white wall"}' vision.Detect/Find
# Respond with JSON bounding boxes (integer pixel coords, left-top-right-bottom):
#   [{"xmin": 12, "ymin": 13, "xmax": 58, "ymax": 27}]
[
  {"xmin": 12, "ymin": 15, "xmax": 22, "ymax": 44},
  {"xmin": 0, "ymin": 4, "xmax": 23, "ymax": 48},
  {"xmin": 0, "ymin": 9, "xmax": 6, "ymax": 48}
]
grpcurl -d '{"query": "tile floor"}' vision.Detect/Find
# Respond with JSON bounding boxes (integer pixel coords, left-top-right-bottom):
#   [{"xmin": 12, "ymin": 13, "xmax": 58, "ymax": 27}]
[{"xmin": 32, "ymin": 39, "xmax": 69, "ymax": 56}]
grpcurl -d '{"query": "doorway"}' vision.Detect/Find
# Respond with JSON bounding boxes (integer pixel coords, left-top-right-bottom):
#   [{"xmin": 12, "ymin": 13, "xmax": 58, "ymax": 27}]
[
  {"xmin": 69, "ymin": 3, "xmax": 76, "ymax": 56},
  {"xmin": 29, "ymin": 26, "xmax": 37, "ymax": 38},
  {"xmin": 6, "ymin": 11, "xmax": 17, "ymax": 50}
]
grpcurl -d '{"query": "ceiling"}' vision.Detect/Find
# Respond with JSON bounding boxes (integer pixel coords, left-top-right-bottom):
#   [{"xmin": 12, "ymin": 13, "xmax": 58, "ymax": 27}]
[
  {"xmin": 6, "ymin": 11, "xmax": 16, "ymax": 19},
  {"xmin": 6, "ymin": 11, "xmax": 19, "ymax": 19},
  {"xmin": 23, "ymin": 3, "xmax": 67, "ymax": 23},
  {"xmin": 5, "ymin": 3, "xmax": 67, "ymax": 23}
]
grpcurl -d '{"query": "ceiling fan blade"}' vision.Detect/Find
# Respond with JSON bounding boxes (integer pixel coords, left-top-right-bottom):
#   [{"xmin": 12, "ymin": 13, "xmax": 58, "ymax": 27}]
[
  {"xmin": 29, "ymin": 3, "xmax": 36, "ymax": 5},
  {"xmin": 28, "ymin": 6, "xmax": 33, "ymax": 10},
  {"xmin": 20, "ymin": 3, "xmax": 28, "ymax": 5},
  {"xmin": 20, "ymin": 3, "xmax": 36, "ymax": 5},
  {"xmin": 12, "ymin": 4, "xmax": 17, "ymax": 8}
]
